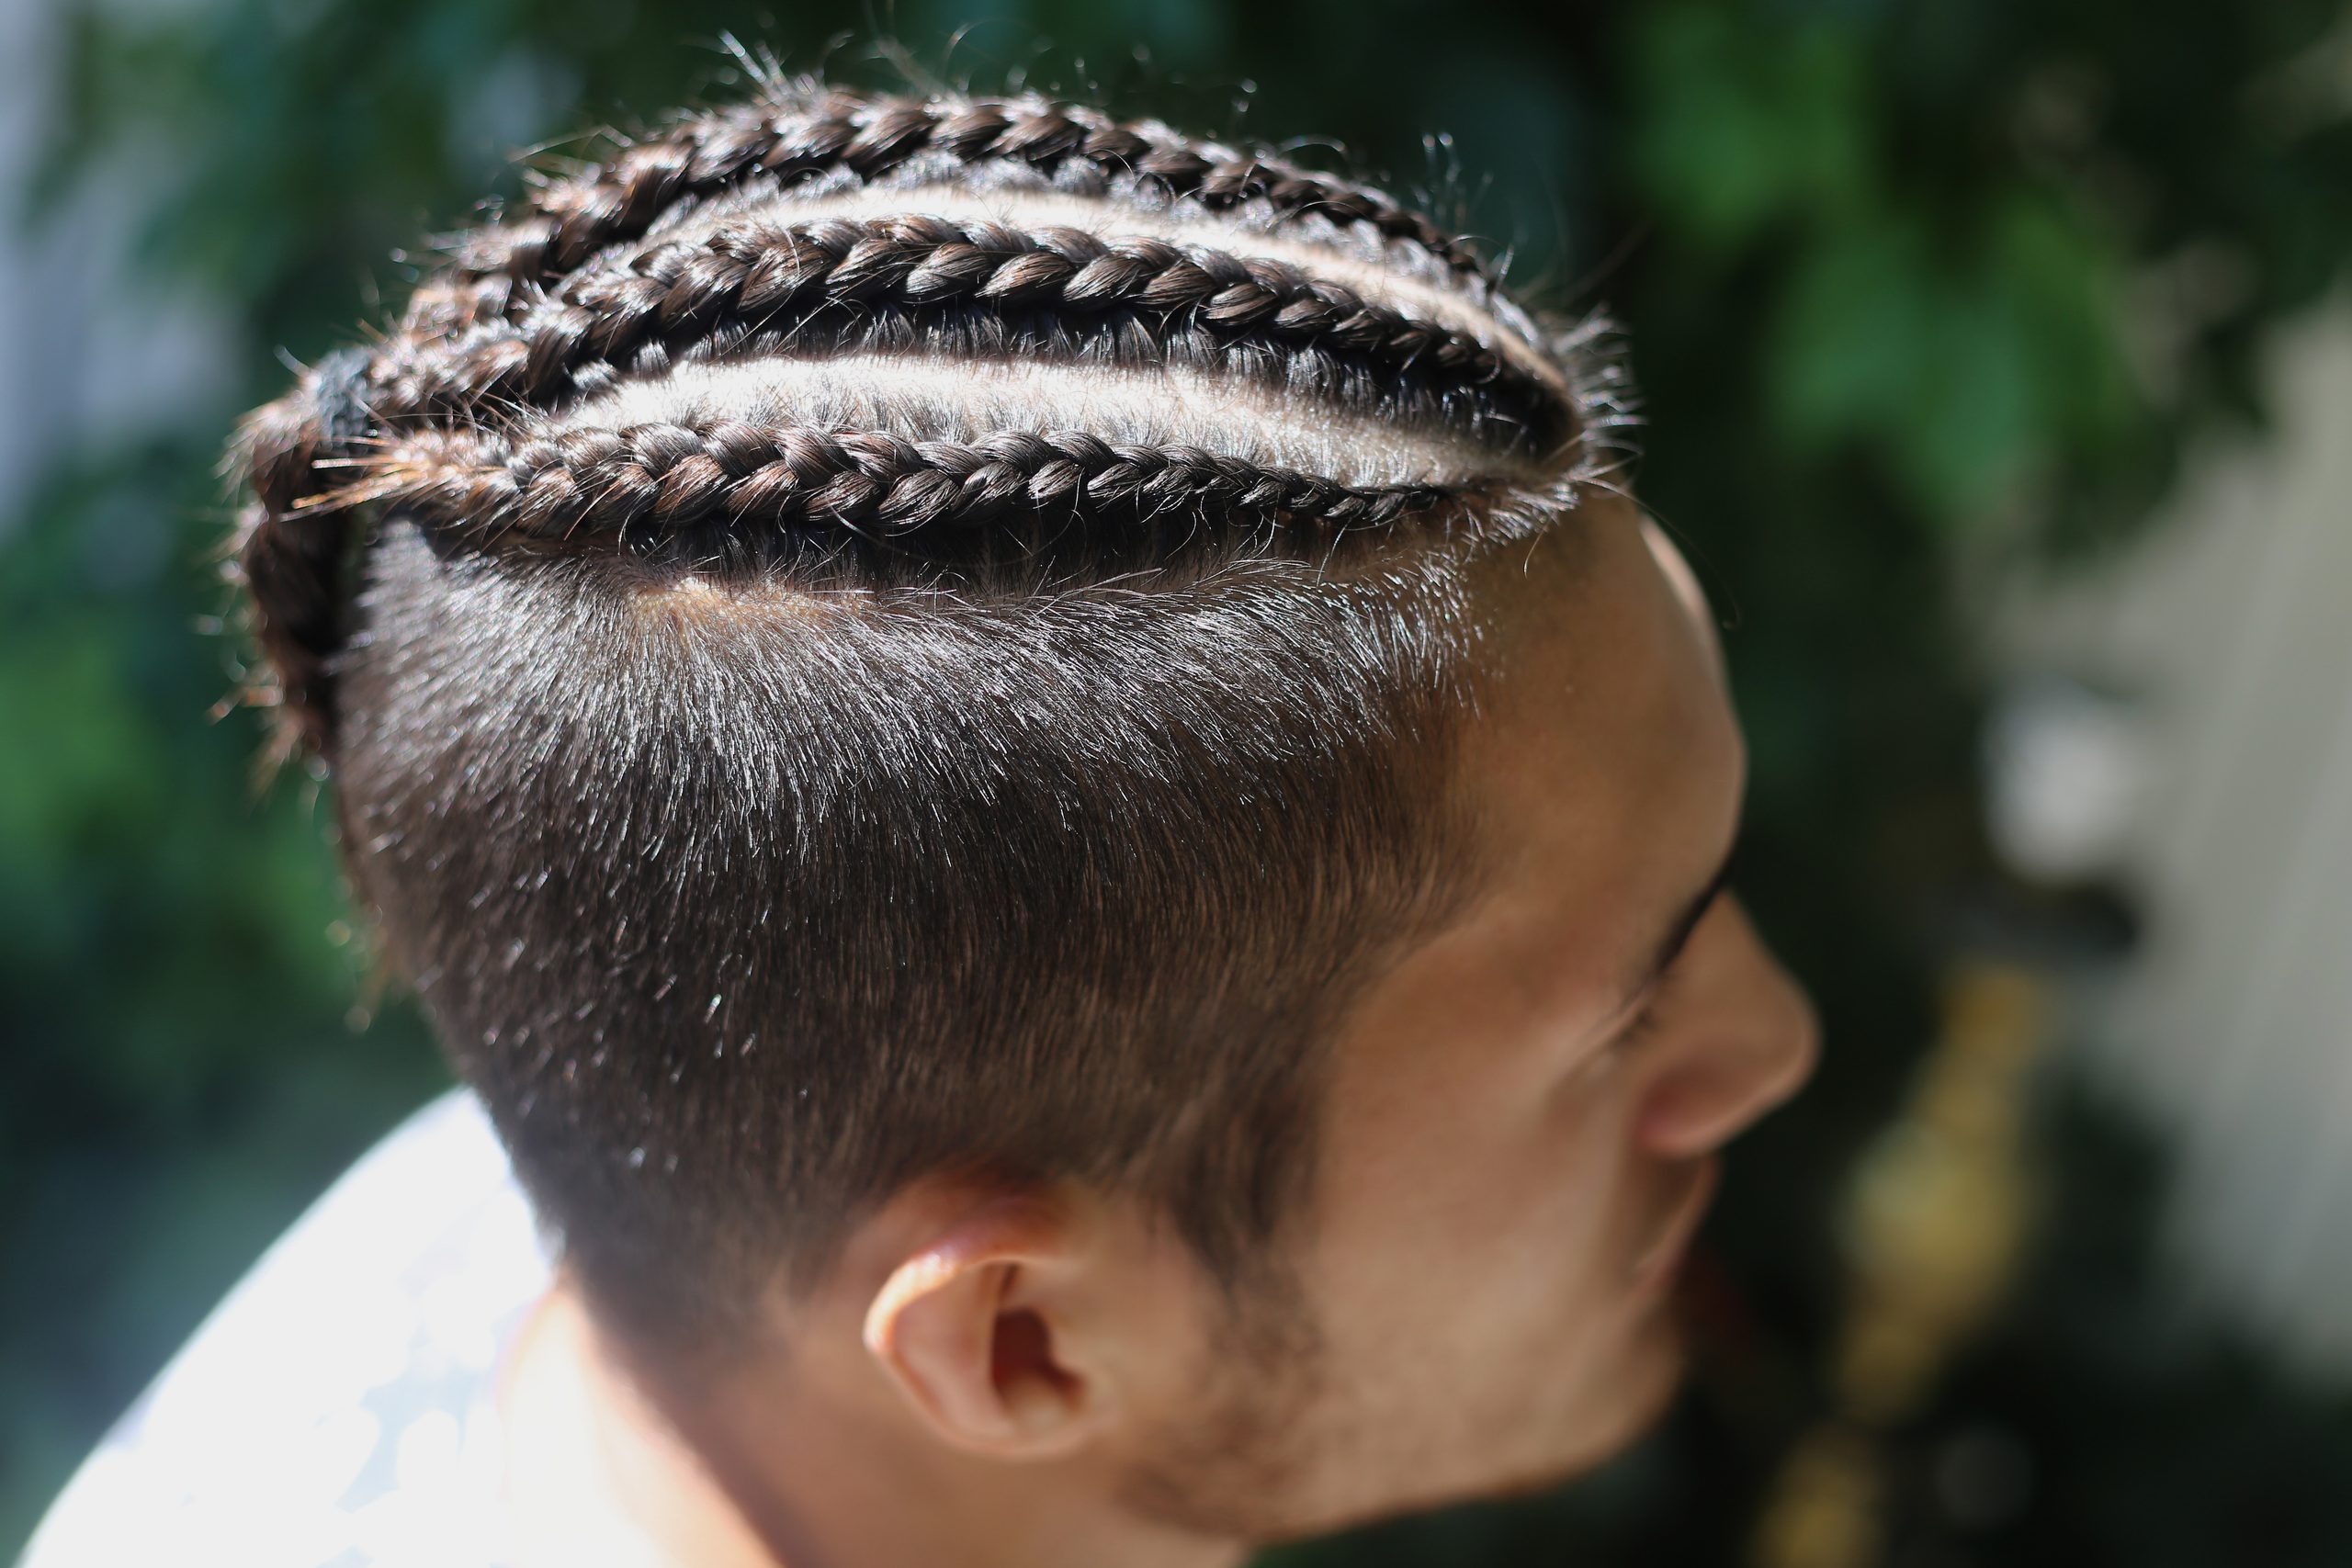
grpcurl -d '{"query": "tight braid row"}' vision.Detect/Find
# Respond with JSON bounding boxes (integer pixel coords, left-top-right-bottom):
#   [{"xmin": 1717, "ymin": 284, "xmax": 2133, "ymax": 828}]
[
  {"xmin": 229, "ymin": 90, "xmax": 1578, "ymax": 757},
  {"xmin": 376, "ymin": 215, "xmax": 1554, "ymax": 432},
  {"xmin": 415, "ymin": 91, "xmax": 1493, "ymax": 335},
  {"xmin": 360, "ymin": 420, "xmax": 1468, "ymax": 542}
]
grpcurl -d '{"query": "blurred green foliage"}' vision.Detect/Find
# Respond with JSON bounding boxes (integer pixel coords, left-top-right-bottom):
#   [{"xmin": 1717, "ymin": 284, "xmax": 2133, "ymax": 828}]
[{"xmin": 5, "ymin": 0, "xmax": 2350, "ymax": 1561}]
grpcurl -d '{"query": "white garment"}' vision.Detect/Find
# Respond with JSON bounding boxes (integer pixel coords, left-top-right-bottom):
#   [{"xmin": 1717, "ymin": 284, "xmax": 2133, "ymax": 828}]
[{"xmin": 19, "ymin": 1090, "xmax": 553, "ymax": 1568}]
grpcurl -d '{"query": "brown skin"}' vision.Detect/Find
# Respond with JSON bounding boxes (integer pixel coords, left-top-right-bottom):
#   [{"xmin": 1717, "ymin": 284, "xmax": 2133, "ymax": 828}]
[{"xmin": 497, "ymin": 491, "xmax": 1820, "ymax": 1567}]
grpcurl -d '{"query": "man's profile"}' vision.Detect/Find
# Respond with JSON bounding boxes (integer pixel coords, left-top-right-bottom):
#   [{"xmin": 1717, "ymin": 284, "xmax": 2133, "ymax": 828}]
[{"xmin": 26, "ymin": 79, "xmax": 1817, "ymax": 1568}]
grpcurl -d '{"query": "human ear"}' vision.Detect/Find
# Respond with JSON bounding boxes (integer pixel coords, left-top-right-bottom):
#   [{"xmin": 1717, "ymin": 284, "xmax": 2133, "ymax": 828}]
[{"xmin": 860, "ymin": 1195, "xmax": 1105, "ymax": 1460}]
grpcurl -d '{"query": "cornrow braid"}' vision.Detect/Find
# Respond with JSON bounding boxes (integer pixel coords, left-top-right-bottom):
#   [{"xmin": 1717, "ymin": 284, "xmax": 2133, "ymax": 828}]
[
  {"xmin": 374, "ymin": 216, "xmax": 1561, "ymax": 441},
  {"xmin": 229, "ymin": 85, "xmax": 1600, "ymax": 757},
  {"xmin": 356, "ymin": 420, "xmax": 1468, "ymax": 547},
  {"xmin": 419, "ymin": 90, "xmax": 1497, "ymax": 336}
]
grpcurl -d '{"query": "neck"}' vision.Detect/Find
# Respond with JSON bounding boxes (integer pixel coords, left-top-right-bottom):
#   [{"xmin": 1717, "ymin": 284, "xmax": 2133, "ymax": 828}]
[{"xmin": 498, "ymin": 1278, "xmax": 1251, "ymax": 1568}]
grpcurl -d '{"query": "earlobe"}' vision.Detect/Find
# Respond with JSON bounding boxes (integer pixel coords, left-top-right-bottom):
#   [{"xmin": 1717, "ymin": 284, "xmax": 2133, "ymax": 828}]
[{"xmin": 861, "ymin": 1197, "xmax": 1102, "ymax": 1461}]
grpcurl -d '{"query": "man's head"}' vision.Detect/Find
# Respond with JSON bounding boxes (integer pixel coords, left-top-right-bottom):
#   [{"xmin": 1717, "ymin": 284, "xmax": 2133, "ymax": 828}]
[{"xmin": 229, "ymin": 84, "xmax": 1815, "ymax": 1544}]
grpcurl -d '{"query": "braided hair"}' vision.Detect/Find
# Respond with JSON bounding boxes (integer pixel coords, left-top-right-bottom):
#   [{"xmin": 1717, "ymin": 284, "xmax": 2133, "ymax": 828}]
[
  {"xmin": 228, "ymin": 79, "xmax": 1628, "ymax": 1348},
  {"xmin": 230, "ymin": 84, "xmax": 1614, "ymax": 758}
]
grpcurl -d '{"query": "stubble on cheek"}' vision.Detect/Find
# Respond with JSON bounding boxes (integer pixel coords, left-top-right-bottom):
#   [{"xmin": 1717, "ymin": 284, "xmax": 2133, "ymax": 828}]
[
  {"xmin": 1122, "ymin": 1269, "xmax": 1696, "ymax": 1543},
  {"xmin": 1114, "ymin": 1272, "xmax": 1333, "ymax": 1542}
]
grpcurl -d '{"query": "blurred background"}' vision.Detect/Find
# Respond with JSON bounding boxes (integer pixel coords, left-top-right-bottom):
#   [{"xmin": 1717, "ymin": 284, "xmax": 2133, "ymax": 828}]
[{"xmin": 4, "ymin": 1, "xmax": 2350, "ymax": 1563}]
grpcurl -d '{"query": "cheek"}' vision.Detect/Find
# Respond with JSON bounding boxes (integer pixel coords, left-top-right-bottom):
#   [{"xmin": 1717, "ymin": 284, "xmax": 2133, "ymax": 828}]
[
  {"xmin": 1490, "ymin": 1055, "xmax": 1646, "ymax": 1319},
  {"xmin": 1310, "ymin": 1032, "xmax": 1645, "ymax": 1353}
]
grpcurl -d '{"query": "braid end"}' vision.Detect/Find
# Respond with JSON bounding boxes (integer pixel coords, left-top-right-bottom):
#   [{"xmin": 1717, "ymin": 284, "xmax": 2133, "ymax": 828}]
[{"xmin": 225, "ymin": 347, "xmax": 379, "ymax": 761}]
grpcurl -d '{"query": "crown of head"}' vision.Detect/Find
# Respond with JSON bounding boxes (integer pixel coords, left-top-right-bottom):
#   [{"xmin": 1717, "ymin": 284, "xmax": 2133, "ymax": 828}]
[{"xmin": 230, "ymin": 85, "xmax": 1628, "ymax": 758}]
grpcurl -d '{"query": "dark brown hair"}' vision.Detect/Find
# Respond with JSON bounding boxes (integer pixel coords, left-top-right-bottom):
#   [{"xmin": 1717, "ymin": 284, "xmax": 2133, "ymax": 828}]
[{"xmin": 226, "ymin": 80, "xmax": 1626, "ymax": 1350}]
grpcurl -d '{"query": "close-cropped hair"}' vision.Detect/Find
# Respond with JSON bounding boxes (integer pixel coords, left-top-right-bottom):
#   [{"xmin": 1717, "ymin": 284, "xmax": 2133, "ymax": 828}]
[{"xmin": 226, "ymin": 77, "xmax": 1633, "ymax": 1353}]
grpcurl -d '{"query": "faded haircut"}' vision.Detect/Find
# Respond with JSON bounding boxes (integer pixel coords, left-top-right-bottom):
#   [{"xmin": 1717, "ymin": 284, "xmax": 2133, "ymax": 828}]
[{"xmin": 225, "ymin": 80, "xmax": 1632, "ymax": 1351}]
